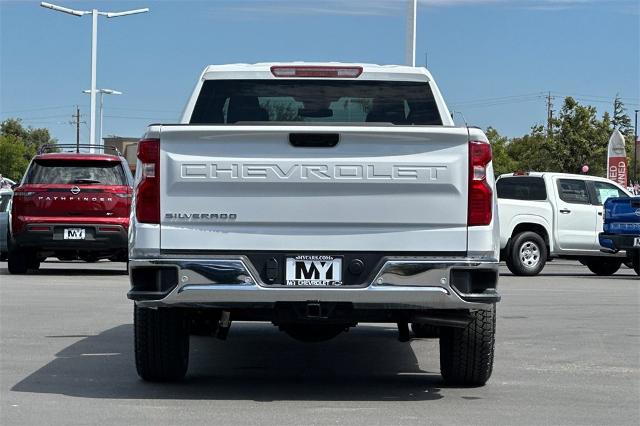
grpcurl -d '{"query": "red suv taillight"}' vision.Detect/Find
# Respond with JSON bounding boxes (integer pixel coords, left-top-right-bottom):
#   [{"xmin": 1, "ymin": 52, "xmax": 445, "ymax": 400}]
[
  {"xmin": 468, "ymin": 140, "xmax": 493, "ymax": 227},
  {"xmin": 136, "ymin": 139, "xmax": 160, "ymax": 224}
]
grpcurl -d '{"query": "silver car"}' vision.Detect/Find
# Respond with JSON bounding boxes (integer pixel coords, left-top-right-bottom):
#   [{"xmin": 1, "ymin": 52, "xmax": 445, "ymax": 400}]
[{"xmin": 0, "ymin": 188, "xmax": 13, "ymax": 260}]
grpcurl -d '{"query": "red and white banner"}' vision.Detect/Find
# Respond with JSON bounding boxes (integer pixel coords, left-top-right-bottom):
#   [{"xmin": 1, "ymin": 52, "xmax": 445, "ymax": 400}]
[{"xmin": 607, "ymin": 129, "xmax": 627, "ymax": 187}]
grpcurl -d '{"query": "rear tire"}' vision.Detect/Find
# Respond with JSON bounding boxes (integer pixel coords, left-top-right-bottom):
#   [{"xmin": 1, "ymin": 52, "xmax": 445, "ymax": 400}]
[
  {"xmin": 584, "ymin": 259, "xmax": 622, "ymax": 276},
  {"xmin": 506, "ymin": 232, "xmax": 547, "ymax": 276},
  {"xmin": 134, "ymin": 305, "xmax": 190, "ymax": 382},
  {"xmin": 8, "ymin": 248, "xmax": 28, "ymax": 274},
  {"xmin": 440, "ymin": 305, "xmax": 495, "ymax": 386}
]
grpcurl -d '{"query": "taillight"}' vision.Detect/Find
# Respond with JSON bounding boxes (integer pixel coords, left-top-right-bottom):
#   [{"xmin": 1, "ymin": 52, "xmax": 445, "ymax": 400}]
[
  {"xmin": 270, "ymin": 66, "xmax": 363, "ymax": 78},
  {"xmin": 136, "ymin": 139, "xmax": 160, "ymax": 224},
  {"xmin": 468, "ymin": 140, "xmax": 493, "ymax": 226}
]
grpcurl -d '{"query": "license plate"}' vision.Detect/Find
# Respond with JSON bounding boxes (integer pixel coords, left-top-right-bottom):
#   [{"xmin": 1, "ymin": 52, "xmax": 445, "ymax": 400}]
[
  {"xmin": 63, "ymin": 228, "xmax": 85, "ymax": 240},
  {"xmin": 285, "ymin": 255, "xmax": 342, "ymax": 286},
  {"xmin": 634, "ymin": 237, "xmax": 640, "ymax": 247}
]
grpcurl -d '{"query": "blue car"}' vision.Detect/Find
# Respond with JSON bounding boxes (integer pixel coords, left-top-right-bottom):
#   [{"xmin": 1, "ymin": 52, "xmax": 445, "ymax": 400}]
[{"xmin": 599, "ymin": 196, "xmax": 640, "ymax": 275}]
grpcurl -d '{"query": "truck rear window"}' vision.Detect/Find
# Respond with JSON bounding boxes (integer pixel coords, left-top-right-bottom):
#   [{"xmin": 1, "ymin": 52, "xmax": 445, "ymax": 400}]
[
  {"xmin": 190, "ymin": 80, "xmax": 442, "ymax": 125},
  {"xmin": 497, "ymin": 177, "xmax": 547, "ymax": 201},
  {"xmin": 25, "ymin": 160, "xmax": 127, "ymax": 185}
]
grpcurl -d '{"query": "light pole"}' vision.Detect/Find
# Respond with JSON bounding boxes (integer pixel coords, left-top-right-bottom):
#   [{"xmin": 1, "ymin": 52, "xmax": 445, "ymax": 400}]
[
  {"xmin": 40, "ymin": 2, "xmax": 148, "ymax": 152},
  {"xmin": 405, "ymin": 0, "xmax": 417, "ymax": 67},
  {"xmin": 634, "ymin": 109, "xmax": 639, "ymax": 183},
  {"xmin": 83, "ymin": 89, "xmax": 122, "ymax": 146}
]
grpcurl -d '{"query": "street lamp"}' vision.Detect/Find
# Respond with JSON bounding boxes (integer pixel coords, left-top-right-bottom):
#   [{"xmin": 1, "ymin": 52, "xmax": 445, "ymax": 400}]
[
  {"xmin": 83, "ymin": 89, "xmax": 122, "ymax": 146},
  {"xmin": 634, "ymin": 109, "xmax": 639, "ymax": 183},
  {"xmin": 40, "ymin": 2, "xmax": 148, "ymax": 152}
]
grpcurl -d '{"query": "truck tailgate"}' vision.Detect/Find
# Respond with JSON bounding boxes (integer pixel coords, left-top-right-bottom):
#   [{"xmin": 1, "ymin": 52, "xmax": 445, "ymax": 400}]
[{"xmin": 159, "ymin": 125, "xmax": 469, "ymax": 252}]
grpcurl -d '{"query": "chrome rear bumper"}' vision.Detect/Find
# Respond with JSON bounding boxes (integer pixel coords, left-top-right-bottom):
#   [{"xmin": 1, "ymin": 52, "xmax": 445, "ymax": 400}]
[{"xmin": 129, "ymin": 256, "xmax": 499, "ymax": 310}]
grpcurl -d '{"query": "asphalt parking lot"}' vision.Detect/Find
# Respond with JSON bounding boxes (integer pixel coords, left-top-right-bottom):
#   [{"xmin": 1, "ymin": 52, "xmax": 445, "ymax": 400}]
[{"xmin": 0, "ymin": 260, "xmax": 638, "ymax": 425}]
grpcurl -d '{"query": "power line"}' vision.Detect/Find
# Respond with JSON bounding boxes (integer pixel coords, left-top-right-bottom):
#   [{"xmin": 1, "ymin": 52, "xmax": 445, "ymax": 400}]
[
  {"xmin": 449, "ymin": 97, "xmax": 541, "ymax": 109},
  {"xmin": 108, "ymin": 106, "xmax": 181, "ymax": 113},
  {"xmin": 104, "ymin": 115, "xmax": 177, "ymax": 120},
  {"xmin": 449, "ymin": 92, "xmax": 545, "ymax": 106},
  {"xmin": 551, "ymin": 91, "xmax": 639, "ymax": 102},
  {"xmin": 0, "ymin": 104, "xmax": 76, "ymax": 114},
  {"xmin": 10, "ymin": 114, "xmax": 71, "ymax": 121}
]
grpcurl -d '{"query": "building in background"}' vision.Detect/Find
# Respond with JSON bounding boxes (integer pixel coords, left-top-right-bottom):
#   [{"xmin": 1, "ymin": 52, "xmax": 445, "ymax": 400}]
[{"xmin": 103, "ymin": 136, "xmax": 138, "ymax": 173}]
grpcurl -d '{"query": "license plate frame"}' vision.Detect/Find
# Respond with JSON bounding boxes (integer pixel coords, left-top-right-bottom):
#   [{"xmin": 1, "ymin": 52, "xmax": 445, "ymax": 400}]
[
  {"xmin": 63, "ymin": 228, "xmax": 86, "ymax": 240},
  {"xmin": 285, "ymin": 255, "xmax": 343, "ymax": 286}
]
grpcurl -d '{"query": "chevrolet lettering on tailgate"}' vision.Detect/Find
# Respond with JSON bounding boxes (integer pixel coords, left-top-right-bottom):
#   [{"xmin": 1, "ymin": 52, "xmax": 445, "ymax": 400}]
[{"xmin": 179, "ymin": 162, "xmax": 448, "ymax": 182}]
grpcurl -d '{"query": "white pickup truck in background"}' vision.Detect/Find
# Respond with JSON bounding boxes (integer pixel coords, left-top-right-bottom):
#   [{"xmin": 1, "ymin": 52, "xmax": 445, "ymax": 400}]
[
  {"xmin": 497, "ymin": 172, "xmax": 631, "ymax": 276},
  {"xmin": 128, "ymin": 63, "xmax": 500, "ymax": 385}
]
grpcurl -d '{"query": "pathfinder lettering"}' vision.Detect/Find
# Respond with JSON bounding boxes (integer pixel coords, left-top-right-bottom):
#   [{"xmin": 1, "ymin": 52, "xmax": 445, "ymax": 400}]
[{"xmin": 38, "ymin": 196, "xmax": 113, "ymax": 202}]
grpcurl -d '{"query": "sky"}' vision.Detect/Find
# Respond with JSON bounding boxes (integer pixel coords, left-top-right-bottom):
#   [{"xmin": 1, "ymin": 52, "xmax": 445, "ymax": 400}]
[{"xmin": 0, "ymin": 0, "xmax": 638, "ymax": 144}]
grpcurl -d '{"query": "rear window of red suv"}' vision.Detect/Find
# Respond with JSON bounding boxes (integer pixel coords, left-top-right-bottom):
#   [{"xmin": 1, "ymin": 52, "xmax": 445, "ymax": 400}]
[{"xmin": 25, "ymin": 160, "xmax": 127, "ymax": 185}]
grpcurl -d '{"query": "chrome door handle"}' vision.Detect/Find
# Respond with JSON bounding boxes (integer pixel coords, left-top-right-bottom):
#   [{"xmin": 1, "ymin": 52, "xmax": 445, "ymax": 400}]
[{"xmin": 560, "ymin": 209, "xmax": 571, "ymax": 214}]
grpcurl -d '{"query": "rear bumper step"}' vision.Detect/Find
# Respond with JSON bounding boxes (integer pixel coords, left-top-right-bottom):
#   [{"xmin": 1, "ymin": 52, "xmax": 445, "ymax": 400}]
[{"xmin": 129, "ymin": 256, "xmax": 500, "ymax": 310}]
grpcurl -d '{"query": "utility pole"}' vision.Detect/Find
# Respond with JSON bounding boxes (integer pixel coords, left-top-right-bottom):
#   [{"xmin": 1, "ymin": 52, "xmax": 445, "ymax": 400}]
[
  {"xmin": 71, "ymin": 106, "xmax": 81, "ymax": 152},
  {"xmin": 546, "ymin": 92, "xmax": 554, "ymax": 139}
]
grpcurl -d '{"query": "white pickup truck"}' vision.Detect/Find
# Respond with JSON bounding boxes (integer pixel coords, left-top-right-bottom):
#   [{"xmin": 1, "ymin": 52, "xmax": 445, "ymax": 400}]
[
  {"xmin": 497, "ymin": 172, "xmax": 631, "ymax": 276},
  {"xmin": 128, "ymin": 63, "xmax": 500, "ymax": 385}
]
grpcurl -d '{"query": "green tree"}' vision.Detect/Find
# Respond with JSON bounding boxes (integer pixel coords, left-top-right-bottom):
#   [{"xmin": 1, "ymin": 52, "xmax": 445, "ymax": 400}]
[
  {"xmin": 486, "ymin": 127, "xmax": 517, "ymax": 176},
  {"xmin": 0, "ymin": 118, "xmax": 57, "ymax": 156},
  {"xmin": 612, "ymin": 95, "xmax": 632, "ymax": 136},
  {"xmin": 507, "ymin": 126, "xmax": 557, "ymax": 172},
  {"xmin": 546, "ymin": 97, "xmax": 611, "ymax": 176},
  {"xmin": 0, "ymin": 134, "xmax": 30, "ymax": 181},
  {"xmin": 0, "ymin": 118, "xmax": 57, "ymax": 180}
]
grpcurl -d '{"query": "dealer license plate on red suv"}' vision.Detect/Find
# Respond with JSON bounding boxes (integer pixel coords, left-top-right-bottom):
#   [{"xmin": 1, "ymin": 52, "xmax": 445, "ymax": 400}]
[
  {"xmin": 64, "ymin": 228, "xmax": 85, "ymax": 240},
  {"xmin": 285, "ymin": 255, "xmax": 342, "ymax": 286}
]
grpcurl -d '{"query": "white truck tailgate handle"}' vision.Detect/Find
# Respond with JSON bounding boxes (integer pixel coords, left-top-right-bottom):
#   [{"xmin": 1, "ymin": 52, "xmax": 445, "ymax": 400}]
[{"xmin": 289, "ymin": 133, "xmax": 339, "ymax": 148}]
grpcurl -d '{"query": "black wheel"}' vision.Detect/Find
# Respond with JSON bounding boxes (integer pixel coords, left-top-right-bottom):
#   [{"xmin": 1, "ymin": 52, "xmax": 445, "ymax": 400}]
[
  {"xmin": 134, "ymin": 305, "xmax": 189, "ymax": 382},
  {"xmin": 411, "ymin": 323, "xmax": 440, "ymax": 338},
  {"xmin": 281, "ymin": 324, "xmax": 348, "ymax": 342},
  {"xmin": 0, "ymin": 252, "xmax": 7, "ymax": 261},
  {"xmin": 8, "ymin": 248, "xmax": 28, "ymax": 274},
  {"xmin": 584, "ymin": 259, "xmax": 622, "ymax": 276},
  {"xmin": 506, "ymin": 232, "xmax": 547, "ymax": 276},
  {"xmin": 27, "ymin": 255, "xmax": 41, "ymax": 271},
  {"xmin": 440, "ymin": 305, "xmax": 495, "ymax": 386}
]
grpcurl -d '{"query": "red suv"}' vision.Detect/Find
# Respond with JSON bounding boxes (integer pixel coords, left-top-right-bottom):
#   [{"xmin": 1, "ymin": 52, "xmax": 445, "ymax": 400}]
[{"xmin": 8, "ymin": 145, "xmax": 133, "ymax": 274}]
